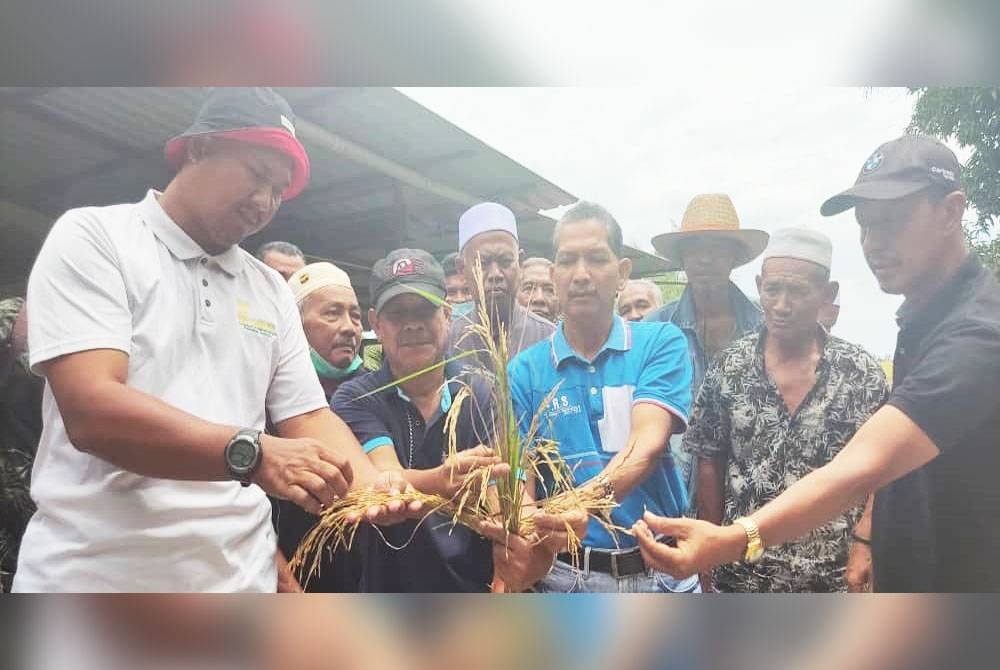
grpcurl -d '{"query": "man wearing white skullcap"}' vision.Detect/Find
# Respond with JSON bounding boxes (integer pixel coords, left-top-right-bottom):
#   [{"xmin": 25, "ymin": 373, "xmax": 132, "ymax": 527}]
[
  {"xmin": 448, "ymin": 202, "xmax": 555, "ymax": 371},
  {"xmin": 678, "ymin": 228, "xmax": 888, "ymax": 592},
  {"xmin": 288, "ymin": 262, "xmax": 364, "ymax": 401},
  {"xmin": 279, "ymin": 261, "xmax": 366, "ymax": 592}
]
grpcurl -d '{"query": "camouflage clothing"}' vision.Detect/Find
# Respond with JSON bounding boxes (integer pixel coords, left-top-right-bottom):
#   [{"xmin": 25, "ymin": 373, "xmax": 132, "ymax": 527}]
[{"xmin": 0, "ymin": 297, "xmax": 42, "ymax": 592}]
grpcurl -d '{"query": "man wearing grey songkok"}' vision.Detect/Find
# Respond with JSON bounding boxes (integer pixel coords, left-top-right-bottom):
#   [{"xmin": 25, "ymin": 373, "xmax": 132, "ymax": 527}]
[{"xmin": 682, "ymin": 228, "xmax": 888, "ymax": 592}]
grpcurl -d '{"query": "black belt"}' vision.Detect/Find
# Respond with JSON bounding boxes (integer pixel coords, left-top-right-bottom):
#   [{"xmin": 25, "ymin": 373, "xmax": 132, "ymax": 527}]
[{"xmin": 556, "ymin": 546, "xmax": 647, "ymax": 578}]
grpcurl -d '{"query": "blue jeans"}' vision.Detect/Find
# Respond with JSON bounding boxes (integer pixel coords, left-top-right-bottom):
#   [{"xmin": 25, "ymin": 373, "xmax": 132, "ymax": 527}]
[{"xmin": 537, "ymin": 557, "xmax": 702, "ymax": 593}]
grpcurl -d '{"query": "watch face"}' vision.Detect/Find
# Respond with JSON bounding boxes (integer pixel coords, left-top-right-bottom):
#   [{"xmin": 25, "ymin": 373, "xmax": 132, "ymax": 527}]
[{"xmin": 228, "ymin": 439, "xmax": 257, "ymax": 471}]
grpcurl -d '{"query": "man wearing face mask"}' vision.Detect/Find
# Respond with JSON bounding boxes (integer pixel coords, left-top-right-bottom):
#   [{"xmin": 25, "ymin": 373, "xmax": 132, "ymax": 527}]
[
  {"xmin": 273, "ymin": 261, "xmax": 366, "ymax": 591},
  {"xmin": 288, "ymin": 262, "xmax": 365, "ymax": 398},
  {"xmin": 441, "ymin": 252, "xmax": 474, "ymax": 320}
]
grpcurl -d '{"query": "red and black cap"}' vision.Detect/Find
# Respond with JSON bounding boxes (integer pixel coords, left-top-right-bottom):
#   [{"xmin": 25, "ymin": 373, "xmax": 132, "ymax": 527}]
[
  {"xmin": 821, "ymin": 134, "xmax": 961, "ymax": 217},
  {"xmin": 165, "ymin": 87, "xmax": 310, "ymax": 200}
]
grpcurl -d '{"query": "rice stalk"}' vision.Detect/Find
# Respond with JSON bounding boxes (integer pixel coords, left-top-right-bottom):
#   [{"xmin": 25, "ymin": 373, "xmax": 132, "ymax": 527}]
[{"xmin": 293, "ymin": 254, "xmax": 624, "ymax": 590}]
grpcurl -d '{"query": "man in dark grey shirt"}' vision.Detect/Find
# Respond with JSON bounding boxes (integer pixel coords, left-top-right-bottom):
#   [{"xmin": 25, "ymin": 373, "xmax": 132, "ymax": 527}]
[{"xmin": 447, "ymin": 202, "xmax": 554, "ymax": 372}]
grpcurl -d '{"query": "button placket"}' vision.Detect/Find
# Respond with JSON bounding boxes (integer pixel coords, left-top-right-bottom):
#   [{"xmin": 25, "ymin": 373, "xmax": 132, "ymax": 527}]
[{"xmin": 198, "ymin": 257, "xmax": 216, "ymax": 323}]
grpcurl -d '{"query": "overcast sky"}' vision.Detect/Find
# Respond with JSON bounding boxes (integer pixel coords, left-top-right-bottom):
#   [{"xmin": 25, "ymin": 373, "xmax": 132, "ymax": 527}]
[{"xmin": 400, "ymin": 86, "xmax": 961, "ymax": 358}]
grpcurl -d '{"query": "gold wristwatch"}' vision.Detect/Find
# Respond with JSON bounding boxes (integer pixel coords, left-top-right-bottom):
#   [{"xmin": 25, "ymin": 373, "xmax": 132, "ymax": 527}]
[{"xmin": 733, "ymin": 517, "xmax": 765, "ymax": 564}]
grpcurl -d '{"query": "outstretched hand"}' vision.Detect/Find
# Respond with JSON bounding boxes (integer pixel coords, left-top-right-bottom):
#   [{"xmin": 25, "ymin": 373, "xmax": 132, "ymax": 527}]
[{"xmin": 632, "ymin": 511, "xmax": 746, "ymax": 579}]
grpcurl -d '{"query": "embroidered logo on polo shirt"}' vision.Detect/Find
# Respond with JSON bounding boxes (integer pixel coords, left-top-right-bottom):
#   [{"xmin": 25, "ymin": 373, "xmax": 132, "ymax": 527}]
[
  {"xmin": 236, "ymin": 300, "xmax": 277, "ymax": 338},
  {"xmin": 545, "ymin": 394, "xmax": 582, "ymax": 418}
]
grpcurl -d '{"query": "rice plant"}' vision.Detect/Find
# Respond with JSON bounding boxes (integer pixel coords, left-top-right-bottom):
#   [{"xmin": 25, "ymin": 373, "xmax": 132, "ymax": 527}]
[{"xmin": 290, "ymin": 256, "xmax": 620, "ymax": 591}]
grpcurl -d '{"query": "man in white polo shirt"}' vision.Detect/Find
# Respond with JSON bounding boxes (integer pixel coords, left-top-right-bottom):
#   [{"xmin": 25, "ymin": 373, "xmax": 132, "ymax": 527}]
[{"xmin": 15, "ymin": 88, "xmax": 416, "ymax": 593}]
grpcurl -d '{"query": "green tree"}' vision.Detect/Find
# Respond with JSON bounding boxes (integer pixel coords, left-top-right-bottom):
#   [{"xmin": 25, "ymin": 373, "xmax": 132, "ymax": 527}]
[{"xmin": 908, "ymin": 88, "xmax": 1000, "ymax": 274}]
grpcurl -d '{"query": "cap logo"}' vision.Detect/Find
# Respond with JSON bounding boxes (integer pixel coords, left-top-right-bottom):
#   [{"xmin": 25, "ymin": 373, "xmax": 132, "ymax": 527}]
[
  {"xmin": 298, "ymin": 272, "xmax": 309, "ymax": 284},
  {"xmin": 862, "ymin": 150, "xmax": 884, "ymax": 174},
  {"xmin": 391, "ymin": 258, "xmax": 424, "ymax": 277},
  {"xmin": 280, "ymin": 114, "xmax": 296, "ymax": 137},
  {"xmin": 929, "ymin": 165, "xmax": 956, "ymax": 182}
]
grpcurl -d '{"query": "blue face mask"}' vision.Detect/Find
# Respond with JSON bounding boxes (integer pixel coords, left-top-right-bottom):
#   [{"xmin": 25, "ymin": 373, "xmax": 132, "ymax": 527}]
[
  {"xmin": 451, "ymin": 301, "xmax": 475, "ymax": 319},
  {"xmin": 310, "ymin": 348, "xmax": 363, "ymax": 380}
]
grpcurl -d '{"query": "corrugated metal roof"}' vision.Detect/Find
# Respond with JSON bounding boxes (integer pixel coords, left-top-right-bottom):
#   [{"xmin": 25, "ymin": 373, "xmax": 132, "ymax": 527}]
[{"xmin": 0, "ymin": 86, "xmax": 670, "ymax": 293}]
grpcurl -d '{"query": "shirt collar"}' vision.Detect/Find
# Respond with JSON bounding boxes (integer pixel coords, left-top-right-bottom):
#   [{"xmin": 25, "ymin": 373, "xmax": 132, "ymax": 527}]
[
  {"xmin": 550, "ymin": 314, "xmax": 631, "ymax": 367},
  {"xmin": 138, "ymin": 190, "xmax": 244, "ymax": 277},
  {"xmin": 671, "ymin": 281, "xmax": 760, "ymax": 330},
  {"xmin": 754, "ymin": 324, "xmax": 831, "ymax": 377},
  {"xmin": 395, "ymin": 378, "xmax": 453, "ymax": 413}
]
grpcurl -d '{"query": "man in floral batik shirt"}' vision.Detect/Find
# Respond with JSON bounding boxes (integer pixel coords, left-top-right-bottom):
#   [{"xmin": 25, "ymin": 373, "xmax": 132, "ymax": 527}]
[{"xmin": 685, "ymin": 229, "xmax": 887, "ymax": 592}]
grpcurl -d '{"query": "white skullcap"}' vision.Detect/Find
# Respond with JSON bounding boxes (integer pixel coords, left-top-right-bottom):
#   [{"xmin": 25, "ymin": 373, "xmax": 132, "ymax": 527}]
[
  {"xmin": 761, "ymin": 228, "xmax": 833, "ymax": 271},
  {"xmin": 458, "ymin": 202, "xmax": 518, "ymax": 252},
  {"xmin": 288, "ymin": 262, "xmax": 353, "ymax": 305}
]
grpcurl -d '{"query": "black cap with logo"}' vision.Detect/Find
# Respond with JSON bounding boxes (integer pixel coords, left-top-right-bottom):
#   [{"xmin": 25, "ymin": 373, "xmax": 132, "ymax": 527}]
[
  {"xmin": 370, "ymin": 248, "xmax": 447, "ymax": 313},
  {"xmin": 821, "ymin": 134, "xmax": 962, "ymax": 217}
]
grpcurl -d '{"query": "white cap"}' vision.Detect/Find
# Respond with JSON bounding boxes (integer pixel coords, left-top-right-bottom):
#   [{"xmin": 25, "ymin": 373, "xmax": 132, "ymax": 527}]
[
  {"xmin": 761, "ymin": 228, "xmax": 833, "ymax": 270},
  {"xmin": 288, "ymin": 262, "xmax": 353, "ymax": 305},
  {"xmin": 458, "ymin": 202, "xmax": 518, "ymax": 252}
]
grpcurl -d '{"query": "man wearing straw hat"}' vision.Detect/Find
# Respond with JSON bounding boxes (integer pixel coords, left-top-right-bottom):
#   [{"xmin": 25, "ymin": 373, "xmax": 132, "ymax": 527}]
[
  {"xmin": 13, "ymin": 88, "xmax": 416, "ymax": 593},
  {"xmin": 634, "ymin": 134, "xmax": 1000, "ymax": 593},
  {"xmin": 645, "ymin": 194, "xmax": 768, "ymax": 509},
  {"xmin": 683, "ymin": 228, "xmax": 886, "ymax": 592},
  {"xmin": 274, "ymin": 261, "xmax": 367, "ymax": 592}
]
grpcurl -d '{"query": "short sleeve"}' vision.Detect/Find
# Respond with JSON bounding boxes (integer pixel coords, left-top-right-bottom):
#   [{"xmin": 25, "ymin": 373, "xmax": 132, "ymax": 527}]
[
  {"xmin": 264, "ymin": 281, "xmax": 329, "ymax": 424},
  {"xmin": 887, "ymin": 320, "xmax": 1000, "ymax": 453},
  {"xmin": 682, "ymin": 359, "xmax": 731, "ymax": 459},
  {"xmin": 26, "ymin": 209, "xmax": 133, "ymax": 372},
  {"xmin": 331, "ymin": 382, "xmax": 393, "ymax": 454},
  {"xmin": 633, "ymin": 324, "xmax": 693, "ymax": 431}
]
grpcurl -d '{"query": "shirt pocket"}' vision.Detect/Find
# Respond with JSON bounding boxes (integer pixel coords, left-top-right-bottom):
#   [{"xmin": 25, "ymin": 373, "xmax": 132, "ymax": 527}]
[{"xmin": 597, "ymin": 385, "xmax": 634, "ymax": 453}]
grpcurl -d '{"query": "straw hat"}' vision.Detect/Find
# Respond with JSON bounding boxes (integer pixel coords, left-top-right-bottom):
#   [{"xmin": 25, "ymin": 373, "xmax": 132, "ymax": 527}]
[{"xmin": 651, "ymin": 194, "xmax": 769, "ymax": 272}]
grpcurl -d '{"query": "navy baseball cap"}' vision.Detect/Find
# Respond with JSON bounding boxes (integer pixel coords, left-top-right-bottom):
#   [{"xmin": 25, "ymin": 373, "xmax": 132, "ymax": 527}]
[{"xmin": 165, "ymin": 87, "xmax": 310, "ymax": 200}]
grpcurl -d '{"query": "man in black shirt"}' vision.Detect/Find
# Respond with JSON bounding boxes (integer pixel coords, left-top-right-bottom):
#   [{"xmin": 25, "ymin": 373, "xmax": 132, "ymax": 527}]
[
  {"xmin": 333, "ymin": 249, "xmax": 504, "ymax": 592},
  {"xmin": 632, "ymin": 134, "xmax": 1000, "ymax": 592}
]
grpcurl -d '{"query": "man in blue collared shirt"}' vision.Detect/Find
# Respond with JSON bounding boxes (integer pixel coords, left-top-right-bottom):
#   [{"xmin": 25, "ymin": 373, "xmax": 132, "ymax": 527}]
[
  {"xmin": 501, "ymin": 201, "xmax": 699, "ymax": 593},
  {"xmin": 645, "ymin": 194, "xmax": 768, "ymax": 509}
]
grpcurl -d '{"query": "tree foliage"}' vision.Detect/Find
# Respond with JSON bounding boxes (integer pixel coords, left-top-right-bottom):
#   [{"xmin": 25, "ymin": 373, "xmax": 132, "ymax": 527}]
[{"xmin": 909, "ymin": 88, "xmax": 1000, "ymax": 273}]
